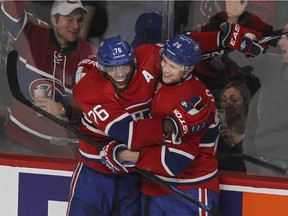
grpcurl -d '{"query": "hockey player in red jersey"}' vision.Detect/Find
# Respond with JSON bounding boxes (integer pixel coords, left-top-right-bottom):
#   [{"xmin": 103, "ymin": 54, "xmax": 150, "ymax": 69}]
[
  {"xmin": 102, "ymin": 35, "xmax": 219, "ymax": 216},
  {"xmin": 68, "ymin": 35, "xmax": 211, "ymax": 216},
  {"xmin": 67, "ymin": 23, "xmax": 265, "ymax": 215}
]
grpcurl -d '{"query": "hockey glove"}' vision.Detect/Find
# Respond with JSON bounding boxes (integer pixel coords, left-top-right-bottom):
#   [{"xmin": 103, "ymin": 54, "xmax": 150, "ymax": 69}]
[
  {"xmin": 220, "ymin": 22, "xmax": 266, "ymax": 57},
  {"xmin": 167, "ymin": 96, "xmax": 212, "ymax": 143},
  {"xmin": 100, "ymin": 142, "xmax": 135, "ymax": 173}
]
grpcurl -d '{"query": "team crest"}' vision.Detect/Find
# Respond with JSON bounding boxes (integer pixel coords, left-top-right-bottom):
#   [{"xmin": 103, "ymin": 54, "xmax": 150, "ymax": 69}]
[
  {"xmin": 30, "ymin": 78, "xmax": 66, "ymax": 102},
  {"xmin": 194, "ymin": 44, "xmax": 200, "ymax": 52}
]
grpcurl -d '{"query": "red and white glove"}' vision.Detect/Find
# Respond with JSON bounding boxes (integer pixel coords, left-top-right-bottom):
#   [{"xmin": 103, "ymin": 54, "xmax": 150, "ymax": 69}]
[
  {"xmin": 220, "ymin": 22, "xmax": 266, "ymax": 57},
  {"xmin": 167, "ymin": 96, "xmax": 212, "ymax": 143},
  {"xmin": 100, "ymin": 142, "xmax": 135, "ymax": 173}
]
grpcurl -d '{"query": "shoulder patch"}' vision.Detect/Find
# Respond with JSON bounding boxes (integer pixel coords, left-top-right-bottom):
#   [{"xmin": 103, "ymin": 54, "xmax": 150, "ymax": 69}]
[
  {"xmin": 75, "ymin": 57, "xmax": 97, "ymax": 84},
  {"xmin": 78, "ymin": 57, "xmax": 97, "ymax": 68}
]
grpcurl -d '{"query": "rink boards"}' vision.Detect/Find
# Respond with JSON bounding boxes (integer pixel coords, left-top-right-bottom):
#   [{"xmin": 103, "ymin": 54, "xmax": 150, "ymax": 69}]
[{"xmin": 1, "ymin": 154, "xmax": 288, "ymax": 216}]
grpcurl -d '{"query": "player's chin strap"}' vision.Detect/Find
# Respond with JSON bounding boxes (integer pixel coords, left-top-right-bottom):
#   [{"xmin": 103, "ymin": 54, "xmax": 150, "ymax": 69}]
[
  {"xmin": 6, "ymin": 50, "xmax": 222, "ymax": 216},
  {"xmin": 180, "ymin": 65, "xmax": 194, "ymax": 83}
]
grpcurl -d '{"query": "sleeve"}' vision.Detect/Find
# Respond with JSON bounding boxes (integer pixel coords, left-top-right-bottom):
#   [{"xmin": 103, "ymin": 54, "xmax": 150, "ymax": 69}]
[
  {"xmin": 1, "ymin": 1, "xmax": 30, "ymax": 19},
  {"xmin": 1, "ymin": 1, "xmax": 28, "ymax": 39},
  {"xmin": 239, "ymin": 12, "xmax": 273, "ymax": 36},
  {"xmin": 135, "ymin": 112, "xmax": 220, "ymax": 177},
  {"xmin": 187, "ymin": 31, "xmax": 220, "ymax": 53},
  {"xmin": 135, "ymin": 136, "xmax": 198, "ymax": 176},
  {"xmin": 1, "ymin": 1, "xmax": 48, "ymax": 44},
  {"xmin": 197, "ymin": 80, "xmax": 217, "ymax": 124},
  {"xmin": 62, "ymin": 97, "xmax": 82, "ymax": 122},
  {"xmin": 73, "ymin": 60, "xmax": 165, "ymax": 150}
]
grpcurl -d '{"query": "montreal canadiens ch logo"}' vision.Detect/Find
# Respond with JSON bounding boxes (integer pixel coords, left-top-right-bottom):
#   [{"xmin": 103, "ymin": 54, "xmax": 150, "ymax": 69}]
[
  {"xmin": 200, "ymin": 0, "xmax": 218, "ymax": 18},
  {"xmin": 194, "ymin": 44, "xmax": 200, "ymax": 52},
  {"xmin": 30, "ymin": 78, "xmax": 66, "ymax": 101}
]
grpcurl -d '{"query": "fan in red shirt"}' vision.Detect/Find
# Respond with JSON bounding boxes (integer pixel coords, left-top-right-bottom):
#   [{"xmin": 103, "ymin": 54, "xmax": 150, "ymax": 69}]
[{"xmin": 1, "ymin": 0, "xmax": 97, "ymax": 157}]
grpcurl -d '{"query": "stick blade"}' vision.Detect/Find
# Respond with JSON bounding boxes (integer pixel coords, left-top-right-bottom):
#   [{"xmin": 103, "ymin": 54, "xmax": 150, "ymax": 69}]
[{"xmin": 6, "ymin": 50, "xmax": 32, "ymax": 107}]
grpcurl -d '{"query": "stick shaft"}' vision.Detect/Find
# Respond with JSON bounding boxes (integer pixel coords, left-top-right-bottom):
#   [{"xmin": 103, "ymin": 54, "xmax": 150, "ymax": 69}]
[{"xmin": 257, "ymin": 32, "xmax": 288, "ymax": 45}]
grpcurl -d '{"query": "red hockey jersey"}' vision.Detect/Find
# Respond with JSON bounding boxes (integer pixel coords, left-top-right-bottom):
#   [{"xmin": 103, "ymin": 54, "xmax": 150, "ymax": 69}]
[
  {"xmin": 136, "ymin": 76, "xmax": 220, "ymax": 196},
  {"xmin": 73, "ymin": 32, "xmax": 220, "ymax": 173},
  {"xmin": 73, "ymin": 45, "xmax": 165, "ymax": 173}
]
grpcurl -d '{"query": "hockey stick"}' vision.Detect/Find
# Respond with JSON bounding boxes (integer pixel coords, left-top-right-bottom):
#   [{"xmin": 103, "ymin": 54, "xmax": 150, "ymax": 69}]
[
  {"xmin": 200, "ymin": 31, "xmax": 288, "ymax": 60},
  {"xmin": 257, "ymin": 31, "xmax": 288, "ymax": 45},
  {"xmin": 6, "ymin": 50, "xmax": 222, "ymax": 216},
  {"xmin": 243, "ymin": 154, "xmax": 286, "ymax": 175}
]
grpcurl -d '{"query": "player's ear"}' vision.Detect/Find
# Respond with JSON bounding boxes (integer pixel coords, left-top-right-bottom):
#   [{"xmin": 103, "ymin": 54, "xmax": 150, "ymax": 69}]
[
  {"xmin": 188, "ymin": 65, "xmax": 194, "ymax": 73},
  {"xmin": 181, "ymin": 66, "xmax": 194, "ymax": 79},
  {"xmin": 183, "ymin": 65, "xmax": 194, "ymax": 74}
]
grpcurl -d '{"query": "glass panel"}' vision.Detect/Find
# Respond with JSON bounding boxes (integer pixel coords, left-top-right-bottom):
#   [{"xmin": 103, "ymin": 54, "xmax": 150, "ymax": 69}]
[
  {"xmin": 182, "ymin": 0, "xmax": 288, "ymax": 178},
  {"xmin": 0, "ymin": 1, "xmax": 167, "ymax": 159}
]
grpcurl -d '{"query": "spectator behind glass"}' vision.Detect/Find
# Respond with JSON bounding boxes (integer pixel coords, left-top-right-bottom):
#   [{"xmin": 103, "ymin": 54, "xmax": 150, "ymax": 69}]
[
  {"xmin": 0, "ymin": 0, "xmax": 97, "ymax": 157},
  {"xmin": 228, "ymin": 23, "xmax": 288, "ymax": 176},
  {"xmin": 217, "ymin": 80, "xmax": 251, "ymax": 172},
  {"xmin": 192, "ymin": 0, "xmax": 275, "ymax": 102},
  {"xmin": 186, "ymin": 0, "xmax": 276, "ymax": 32},
  {"xmin": 130, "ymin": 11, "xmax": 182, "ymax": 48},
  {"xmin": 29, "ymin": 1, "xmax": 109, "ymax": 47},
  {"xmin": 79, "ymin": 1, "xmax": 108, "ymax": 46}
]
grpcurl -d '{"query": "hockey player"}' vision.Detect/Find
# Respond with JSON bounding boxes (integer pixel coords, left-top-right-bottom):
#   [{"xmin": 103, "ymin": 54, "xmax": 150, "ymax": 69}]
[
  {"xmin": 68, "ymin": 35, "xmax": 212, "ymax": 216},
  {"xmin": 67, "ymin": 24, "xmax": 265, "ymax": 215},
  {"xmin": 0, "ymin": 0, "xmax": 97, "ymax": 157},
  {"xmin": 101, "ymin": 35, "xmax": 220, "ymax": 215}
]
